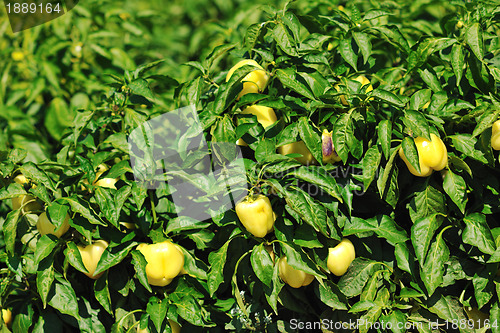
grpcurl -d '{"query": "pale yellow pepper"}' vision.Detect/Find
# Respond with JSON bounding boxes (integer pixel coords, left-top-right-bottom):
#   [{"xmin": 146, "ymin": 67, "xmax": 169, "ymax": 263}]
[
  {"xmin": 137, "ymin": 241, "xmax": 185, "ymax": 287},
  {"xmin": 399, "ymin": 133, "xmax": 448, "ymax": 177},
  {"xmin": 226, "ymin": 59, "xmax": 269, "ymax": 99},
  {"xmin": 77, "ymin": 240, "xmax": 109, "ymax": 279},
  {"xmin": 278, "ymin": 257, "xmax": 315, "ymax": 288},
  {"xmin": 235, "ymin": 195, "xmax": 276, "ymax": 238}
]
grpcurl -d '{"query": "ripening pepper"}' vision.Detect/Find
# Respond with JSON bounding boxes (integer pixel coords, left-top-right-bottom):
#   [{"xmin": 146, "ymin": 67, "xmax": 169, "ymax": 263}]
[
  {"xmin": 77, "ymin": 240, "xmax": 109, "ymax": 279},
  {"xmin": 327, "ymin": 239, "xmax": 356, "ymax": 276},
  {"xmin": 11, "ymin": 175, "xmax": 42, "ymax": 214},
  {"xmin": 236, "ymin": 105, "xmax": 278, "ymax": 146},
  {"xmin": 36, "ymin": 212, "xmax": 70, "ymax": 238},
  {"xmin": 226, "ymin": 59, "xmax": 269, "ymax": 99},
  {"xmin": 81, "ymin": 164, "xmax": 118, "ymax": 190},
  {"xmin": 335, "ymin": 75, "xmax": 373, "ymax": 106},
  {"xmin": 491, "ymin": 120, "xmax": 500, "ymax": 150},
  {"xmin": 278, "ymin": 257, "xmax": 315, "ymax": 288},
  {"xmin": 322, "ymin": 130, "xmax": 342, "ymax": 164},
  {"xmin": 235, "ymin": 195, "xmax": 276, "ymax": 238},
  {"xmin": 1, "ymin": 308, "xmax": 12, "ymax": 329},
  {"xmin": 137, "ymin": 241, "xmax": 185, "ymax": 287},
  {"xmin": 278, "ymin": 141, "xmax": 317, "ymax": 165},
  {"xmin": 399, "ymin": 133, "xmax": 448, "ymax": 177}
]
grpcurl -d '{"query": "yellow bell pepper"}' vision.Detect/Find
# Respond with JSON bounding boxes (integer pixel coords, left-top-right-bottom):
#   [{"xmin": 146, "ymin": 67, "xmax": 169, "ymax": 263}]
[
  {"xmin": 77, "ymin": 240, "xmax": 109, "ymax": 279},
  {"xmin": 36, "ymin": 212, "xmax": 70, "ymax": 238},
  {"xmin": 399, "ymin": 133, "xmax": 448, "ymax": 177},
  {"xmin": 278, "ymin": 141, "xmax": 317, "ymax": 165},
  {"xmin": 322, "ymin": 129, "xmax": 342, "ymax": 163},
  {"xmin": 136, "ymin": 241, "xmax": 185, "ymax": 287},
  {"xmin": 335, "ymin": 75, "xmax": 373, "ymax": 106},
  {"xmin": 327, "ymin": 239, "xmax": 356, "ymax": 276},
  {"xmin": 235, "ymin": 195, "xmax": 276, "ymax": 238},
  {"xmin": 94, "ymin": 164, "xmax": 118, "ymax": 189},
  {"xmin": 1, "ymin": 308, "xmax": 12, "ymax": 329},
  {"xmin": 236, "ymin": 105, "xmax": 278, "ymax": 146},
  {"xmin": 491, "ymin": 120, "xmax": 500, "ymax": 150},
  {"xmin": 278, "ymin": 257, "xmax": 315, "ymax": 288},
  {"xmin": 11, "ymin": 175, "xmax": 42, "ymax": 214},
  {"xmin": 226, "ymin": 59, "xmax": 269, "ymax": 99},
  {"xmin": 82, "ymin": 164, "xmax": 119, "ymax": 190}
]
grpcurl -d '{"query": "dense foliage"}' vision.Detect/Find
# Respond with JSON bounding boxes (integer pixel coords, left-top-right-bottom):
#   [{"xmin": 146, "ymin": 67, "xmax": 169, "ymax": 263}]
[{"xmin": 1, "ymin": 0, "xmax": 500, "ymax": 332}]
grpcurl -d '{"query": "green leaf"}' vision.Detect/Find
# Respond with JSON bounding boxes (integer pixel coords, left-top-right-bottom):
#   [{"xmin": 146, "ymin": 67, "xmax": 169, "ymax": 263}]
[
  {"xmin": 409, "ymin": 89, "xmax": 432, "ymax": 110},
  {"xmin": 442, "ymin": 170, "xmax": 467, "ymax": 214},
  {"xmin": 250, "ymin": 244, "xmax": 274, "ymax": 288},
  {"xmin": 378, "ymin": 120, "xmax": 392, "ymax": 159},
  {"xmin": 333, "ymin": 112, "xmax": 354, "ymax": 162},
  {"xmin": 2, "ymin": 210, "xmax": 21, "ymax": 255},
  {"xmin": 44, "ymin": 98, "xmax": 73, "ymax": 141},
  {"xmin": 286, "ymin": 168, "xmax": 343, "ymax": 202},
  {"xmin": 176, "ymin": 294, "xmax": 205, "ymax": 326},
  {"xmin": 283, "ymin": 187, "xmax": 330, "ymax": 237},
  {"xmin": 337, "ymin": 258, "xmax": 383, "ymax": 297},
  {"xmin": 352, "ymin": 32, "xmax": 371, "ymax": 64},
  {"xmin": 34, "ymin": 235, "xmax": 58, "ymax": 266},
  {"xmin": 94, "ymin": 275, "xmax": 112, "ymax": 315},
  {"xmin": 451, "ymin": 43, "xmax": 465, "ymax": 86},
  {"xmin": 363, "ymin": 10, "xmax": 391, "ymax": 21},
  {"xmin": 421, "ymin": 228, "xmax": 450, "ymax": 296},
  {"xmin": 299, "ymin": 117, "xmax": 323, "ymax": 161},
  {"xmin": 465, "ymin": 22, "xmax": 484, "ymax": 60},
  {"xmin": 449, "ymin": 134, "xmax": 488, "ymax": 163},
  {"xmin": 472, "ymin": 271, "xmax": 494, "ymax": 309},
  {"xmin": 276, "ymin": 68, "xmax": 316, "ymax": 100},
  {"xmin": 48, "ymin": 276, "xmax": 80, "ymax": 320},
  {"xmin": 370, "ymin": 88, "xmax": 405, "ymax": 107},
  {"xmin": 427, "ymin": 295, "xmax": 474, "ymax": 333},
  {"xmin": 36, "ymin": 256, "xmax": 54, "ymax": 307},
  {"xmin": 411, "ymin": 214, "xmax": 443, "ymax": 267},
  {"xmin": 339, "ymin": 38, "xmax": 357, "ymax": 71},
  {"xmin": 474, "ymin": 109, "xmax": 500, "ymax": 137},
  {"xmin": 344, "ymin": 215, "xmax": 408, "ymax": 245},
  {"xmin": 64, "ymin": 242, "xmax": 88, "ymax": 274},
  {"xmin": 394, "ymin": 243, "xmax": 413, "ymax": 274},
  {"xmin": 492, "ymin": 303, "xmax": 500, "ymax": 333},
  {"xmin": 463, "ymin": 213, "xmax": 496, "ymax": 255},
  {"xmin": 146, "ymin": 297, "xmax": 169, "ymax": 333},
  {"xmin": 130, "ymin": 250, "xmax": 152, "ymax": 293},
  {"xmin": 272, "ymin": 23, "xmax": 298, "ymax": 57},
  {"xmin": 401, "ymin": 137, "xmax": 421, "ymax": 174},
  {"xmin": 20, "ymin": 162, "xmax": 56, "ymax": 192},
  {"xmin": 61, "ymin": 197, "xmax": 105, "ymax": 226},
  {"xmin": 377, "ymin": 147, "xmax": 399, "ymax": 203},
  {"xmin": 94, "ymin": 241, "xmax": 136, "ymax": 276},
  {"xmin": 208, "ymin": 239, "xmax": 231, "ymax": 296},
  {"xmin": 361, "ymin": 145, "xmax": 382, "ymax": 189},
  {"xmin": 264, "ymin": 262, "xmax": 284, "ymax": 314},
  {"xmin": 46, "ymin": 202, "xmax": 69, "ymax": 230},
  {"xmin": 281, "ymin": 242, "xmax": 324, "ymax": 277},
  {"xmin": 408, "ymin": 184, "xmax": 446, "ymax": 223},
  {"xmin": 349, "ymin": 300, "xmax": 377, "ymax": 313},
  {"xmin": 419, "ymin": 68, "xmax": 442, "ymax": 92},
  {"xmin": 0, "ymin": 183, "xmax": 25, "ymax": 200},
  {"xmin": 314, "ymin": 280, "xmax": 348, "ymax": 310}
]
